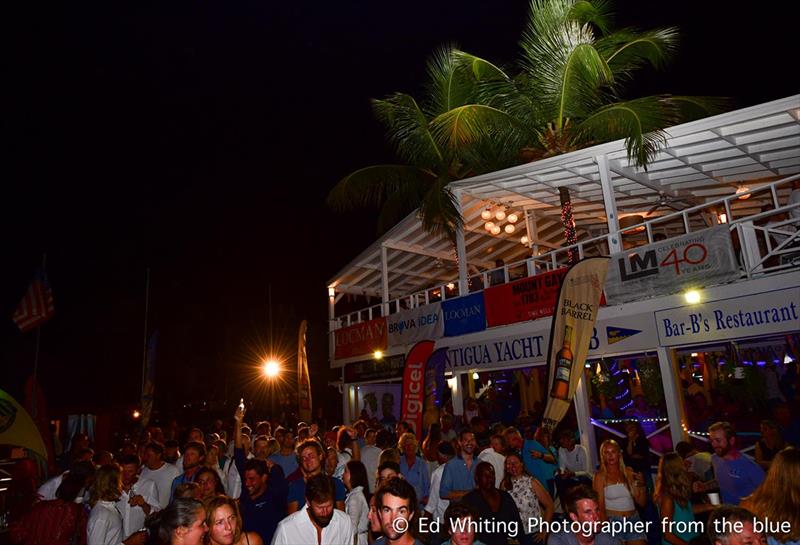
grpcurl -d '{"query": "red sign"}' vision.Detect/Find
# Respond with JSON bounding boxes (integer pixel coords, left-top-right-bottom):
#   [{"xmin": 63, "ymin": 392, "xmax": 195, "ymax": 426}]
[
  {"xmin": 400, "ymin": 341, "xmax": 435, "ymax": 435},
  {"xmin": 485, "ymin": 268, "xmax": 568, "ymax": 327},
  {"xmin": 334, "ymin": 317, "xmax": 388, "ymax": 359}
]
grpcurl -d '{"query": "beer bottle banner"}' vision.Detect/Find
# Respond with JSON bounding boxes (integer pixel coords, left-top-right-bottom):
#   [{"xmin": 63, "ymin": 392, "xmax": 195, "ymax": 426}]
[{"xmin": 542, "ymin": 257, "xmax": 609, "ymax": 432}]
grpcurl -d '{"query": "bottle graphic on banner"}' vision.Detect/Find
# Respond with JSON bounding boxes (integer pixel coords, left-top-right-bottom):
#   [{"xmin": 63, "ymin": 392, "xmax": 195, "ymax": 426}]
[{"xmin": 551, "ymin": 325, "xmax": 574, "ymax": 400}]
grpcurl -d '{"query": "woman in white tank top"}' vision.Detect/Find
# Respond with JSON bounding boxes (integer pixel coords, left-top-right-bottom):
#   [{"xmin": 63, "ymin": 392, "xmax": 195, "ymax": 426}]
[{"xmin": 592, "ymin": 439, "xmax": 648, "ymax": 545}]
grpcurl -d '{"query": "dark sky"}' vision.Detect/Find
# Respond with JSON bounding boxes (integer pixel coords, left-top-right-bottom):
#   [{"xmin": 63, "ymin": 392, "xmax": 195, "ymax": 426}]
[{"xmin": 1, "ymin": 0, "xmax": 795, "ymax": 416}]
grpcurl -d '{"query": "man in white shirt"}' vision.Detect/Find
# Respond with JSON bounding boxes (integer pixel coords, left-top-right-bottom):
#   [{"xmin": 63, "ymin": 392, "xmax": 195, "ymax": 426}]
[
  {"xmin": 424, "ymin": 442, "xmax": 455, "ymax": 540},
  {"xmin": 117, "ymin": 454, "xmax": 160, "ymax": 538},
  {"xmin": 360, "ymin": 428, "xmax": 382, "ymax": 493},
  {"xmin": 555, "ymin": 429, "xmax": 592, "ymax": 503},
  {"xmin": 139, "ymin": 442, "xmax": 181, "ymax": 509},
  {"xmin": 271, "ymin": 473, "xmax": 354, "ymax": 545},
  {"xmin": 37, "ymin": 460, "xmax": 95, "ymax": 502},
  {"xmin": 477, "ymin": 434, "xmax": 507, "ymax": 487}
]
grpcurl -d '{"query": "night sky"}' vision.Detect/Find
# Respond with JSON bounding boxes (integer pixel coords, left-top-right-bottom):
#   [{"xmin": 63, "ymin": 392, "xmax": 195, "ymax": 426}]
[{"xmin": 1, "ymin": 0, "xmax": 795, "ymax": 418}]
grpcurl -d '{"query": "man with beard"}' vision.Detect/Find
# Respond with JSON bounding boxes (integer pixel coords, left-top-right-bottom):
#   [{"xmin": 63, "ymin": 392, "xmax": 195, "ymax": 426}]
[
  {"xmin": 238, "ymin": 458, "xmax": 288, "ymax": 545},
  {"xmin": 373, "ymin": 477, "xmax": 424, "ymax": 545},
  {"xmin": 116, "ymin": 454, "xmax": 160, "ymax": 539},
  {"xmin": 287, "ymin": 439, "xmax": 346, "ymax": 513},
  {"xmin": 272, "ymin": 473, "xmax": 354, "ymax": 545},
  {"xmin": 440, "ymin": 430, "xmax": 478, "ymax": 501},
  {"xmin": 693, "ymin": 421, "xmax": 764, "ymax": 505},
  {"xmin": 169, "ymin": 441, "xmax": 205, "ymax": 500},
  {"xmin": 139, "ymin": 442, "xmax": 181, "ymax": 509}
]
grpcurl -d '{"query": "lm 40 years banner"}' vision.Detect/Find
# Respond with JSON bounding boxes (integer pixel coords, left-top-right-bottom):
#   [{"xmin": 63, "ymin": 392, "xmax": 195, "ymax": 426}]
[{"xmin": 542, "ymin": 257, "xmax": 609, "ymax": 432}]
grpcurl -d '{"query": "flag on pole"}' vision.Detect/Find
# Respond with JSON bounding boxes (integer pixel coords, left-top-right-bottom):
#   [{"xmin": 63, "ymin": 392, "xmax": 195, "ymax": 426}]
[
  {"xmin": 141, "ymin": 332, "xmax": 158, "ymax": 428},
  {"xmin": 297, "ymin": 320, "xmax": 313, "ymax": 423},
  {"xmin": 13, "ymin": 270, "xmax": 55, "ymax": 333}
]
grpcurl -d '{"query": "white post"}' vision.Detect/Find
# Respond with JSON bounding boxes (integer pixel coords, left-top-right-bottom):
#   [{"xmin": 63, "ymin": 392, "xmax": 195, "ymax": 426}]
[
  {"xmin": 575, "ymin": 374, "xmax": 598, "ymax": 471},
  {"xmin": 596, "ymin": 154, "xmax": 622, "ymax": 254},
  {"xmin": 738, "ymin": 221, "xmax": 762, "ymax": 275},
  {"xmin": 454, "ymin": 190, "xmax": 469, "ymax": 295},
  {"xmin": 451, "ymin": 373, "xmax": 464, "ymax": 417},
  {"xmin": 381, "ymin": 244, "xmax": 390, "ymax": 313},
  {"xmin": 656, "ymin": 346, "xmax": 687, "ymax": 447},
  {"xmin": 328, "ymin": 287, "xmax": 336, "ymax": 364}
]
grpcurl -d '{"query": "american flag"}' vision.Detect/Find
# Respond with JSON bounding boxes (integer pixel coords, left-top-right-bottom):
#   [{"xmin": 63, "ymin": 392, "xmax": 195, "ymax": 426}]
[{"xmin": 13, "ymin": 270, "xmax": 55, "ymax": 332}]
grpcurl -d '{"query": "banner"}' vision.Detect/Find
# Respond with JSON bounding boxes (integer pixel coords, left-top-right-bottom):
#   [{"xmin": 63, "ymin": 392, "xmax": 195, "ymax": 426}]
[
  {"xmin": 0, "ymin": 388, "xmax": 48, "ymax": 461},
  {"xmin": 334, "ymin": 317, "xmax": 387, "ymax": 359},
  {"xmin": 387, "ymin": 302, "xmax": 443, "ymax": 346},
  {"xmin": 141, "ymin": 332, "xmax": 158, "ymax": 428},
  {"xmin": 542, "ymin": 257, "xmax": 609, "ymax": 432},
  {"xmin": 297, "ymin": 320, "xmax": 313, "ymax": 423},
  {"xmin": 605, "ymin": 226, "xmax": 739, "ymax": 305},
  {"xmin": 344, "ymin": 353, "xmax": 405, "ymax": 383},
  {"xmin": 485, "ymin": 268, "xmax": 568, "ymax": 327},
  {"xmin": 442, "ymin": 292, "xmax": 486, "ymax": 337},
  {"xmin": 422, "ymin": 348, "xmax": 449, "ymax": 432},
  {"xmin": 400, "ymin": 341, "xmax": 435, "ymax": 435}
]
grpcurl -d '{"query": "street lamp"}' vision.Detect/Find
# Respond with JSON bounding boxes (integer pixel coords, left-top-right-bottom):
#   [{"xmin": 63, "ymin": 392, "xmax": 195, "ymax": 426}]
[{"xmin": 263, "ymin": 359, "xmax": 281, "ymax": 378}]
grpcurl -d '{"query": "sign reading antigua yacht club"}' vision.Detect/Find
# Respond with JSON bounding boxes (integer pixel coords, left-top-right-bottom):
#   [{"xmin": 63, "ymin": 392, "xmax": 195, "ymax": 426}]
[
  {"xmin": 605, "ymin": 226, "xmax": 739, "ymax": 305},
  {"xmin": 334, "ymin": 317, "xmax": 387, "ymax": 359},
  {"xmin": 386, "ymin": 302, "xmax": 443, "ymax": 347},
  {"xmin": 484, "ymin": 268, "xmax": 568, "ymax": 327}
]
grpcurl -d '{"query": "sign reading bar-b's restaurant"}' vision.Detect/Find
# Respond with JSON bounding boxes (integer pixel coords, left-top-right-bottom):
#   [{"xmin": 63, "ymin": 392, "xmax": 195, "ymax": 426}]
[
  {"xmin": 605, "ymin": 226, "xmax": 739, "ymax": 305},
  {"xmin": 335, "ymin": 317, "xmax": 387, "ymax": 359}
]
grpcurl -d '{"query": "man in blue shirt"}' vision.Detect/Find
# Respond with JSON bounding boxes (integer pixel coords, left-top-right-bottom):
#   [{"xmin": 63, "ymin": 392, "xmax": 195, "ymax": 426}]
[
  {"xmin": 522, "ymin": 427, "xmax": 558, "ymax": 496},
  {"xmin": 440, "ymin": 429, "xmax": 477, "ymax": 501},
  {"xmin": 398, "ymin": 432, "xmax": 430, "ymax": 509},
  {"xmin": 695, "ymin": 421, "xmax": 765, "ymax": 505},
  {"xmin": 286, "ymin": 438, "xmax": 346, "ymax": 513},
  {"xmin": 268, "ymin": 428, "xmax": 299, "ymax": 477}
]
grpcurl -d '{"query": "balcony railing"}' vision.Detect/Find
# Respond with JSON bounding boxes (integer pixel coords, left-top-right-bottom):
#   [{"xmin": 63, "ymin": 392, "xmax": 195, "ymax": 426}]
[{"xmin": 332, "ymin": 174, "xmax": 800, "ymax": 331}]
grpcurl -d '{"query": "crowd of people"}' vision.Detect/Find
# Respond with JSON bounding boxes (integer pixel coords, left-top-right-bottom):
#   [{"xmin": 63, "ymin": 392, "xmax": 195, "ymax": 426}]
[{"xmin": 8, "ymin": 406, "xmax": 799, "ymax": 545}]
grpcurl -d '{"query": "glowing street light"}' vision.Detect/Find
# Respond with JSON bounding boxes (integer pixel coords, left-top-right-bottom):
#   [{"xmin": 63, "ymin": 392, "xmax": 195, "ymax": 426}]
[
  {"xmin": 373, "ymin": 350, "xmax": 383, "ymax": 360},
  {"xmin": 132, "ymin": 410, "xmax": 141, "ymax": 419},
  {"xmin": 263, "ymin": 359, "xmax": 281, "ymax": 378},
  {"xmin": 684, "ymin": 290, "xmax": 701, "ymax": 304}
]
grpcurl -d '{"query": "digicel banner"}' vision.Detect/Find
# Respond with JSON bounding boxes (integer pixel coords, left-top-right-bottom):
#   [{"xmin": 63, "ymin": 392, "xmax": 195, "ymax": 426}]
[
  {"xmin": 334, "ymin": 317, "xmax": 388, "ymax": 359},
  {"xmin": 484, "ymin": 268, "xmax": 568, "ymax": 327},
  {"xmin": 400, "ymin": 341, "xmax": 435, "ymax": 435}
]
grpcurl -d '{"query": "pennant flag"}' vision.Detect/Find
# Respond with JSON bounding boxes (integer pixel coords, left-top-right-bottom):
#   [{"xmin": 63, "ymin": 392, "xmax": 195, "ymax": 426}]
[
  {"xmin": 0, "ymin": 388, "xmax": 48, "ymax": 461},
  {"xmin": 400, "ymin": 341, "xmax": 435, "ymax": 435},
  {"xmin": 141, "ymin": 332, "xmax": 158, "ymax": 428},
  {"xmin": 297, "ymin": 320, "xmax": 313, "ymax": 423},
  {"xmin": 542, "ymin": 257, "xmax": 609, "ymax": 432},
  {"xmin": 13, "ymin": 270, "xmax": 55, "ymax": 332},
  {"xmin": 606, "ymin": 326, "xmax": 642, "ymax": 345}
]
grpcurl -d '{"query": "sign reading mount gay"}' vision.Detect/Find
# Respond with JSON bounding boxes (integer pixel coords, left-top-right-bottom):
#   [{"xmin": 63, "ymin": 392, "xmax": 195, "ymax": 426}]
[
  {"xmin": 605, "ymin": 226, "xmax": 739, "ymax": 305},
  {"xmin": 485, "ymin": 268, "xmax": 568, "ymax": 327},
  {"xmin": 387, "ymin": 302, "xmax": 443, "ymax": 347},
  {"xmin": 334, "ymin": 317, "xmax": 387, "ymax": 360}
]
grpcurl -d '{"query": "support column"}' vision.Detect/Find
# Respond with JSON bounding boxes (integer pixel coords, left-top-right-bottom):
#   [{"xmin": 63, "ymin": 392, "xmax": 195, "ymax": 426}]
[
  {"xmin": 454, "ymin": 190, "xmax": 469, "ymax": 295},
  {"xmin": 656, "ymin": 346, "xmax": 687, "ymax": 447},
  {"xmin": 596, "ymin": 154, "xmax": 623, "ymax": 254},
  {"xmin": 328, "ymin": 287, "xmax": 336, "ymax": 363},
  {"xmin": 575, "ymin": 372, "xmax": 598, "ymax": 471},
  {"xmin": 381, "ymin": 244, "xmax": 390, "ymax": 313},
  {"xmin": 451, "ymin": 373, "xmax": 464, "ymax": 417}
]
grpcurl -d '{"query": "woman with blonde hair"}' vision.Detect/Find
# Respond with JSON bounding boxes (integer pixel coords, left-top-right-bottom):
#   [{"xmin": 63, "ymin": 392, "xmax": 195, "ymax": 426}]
[
  {"xmin": 742, "ymin": 447, "xmax": 800, "ymax": 545},
  {"xmin": 593, "ymin": 440, "xmax": 648, "ymax": 545},
  {"xmin": 88, "ymin": 464, "xmax": 147, "ymax": 545},
  {"xmin": 655, "ymin": 452, "xmax": 714, "ymax": 545},
  {"xmin": 204, "ymin": 495, "xmax": 263, "ymax": 545}
]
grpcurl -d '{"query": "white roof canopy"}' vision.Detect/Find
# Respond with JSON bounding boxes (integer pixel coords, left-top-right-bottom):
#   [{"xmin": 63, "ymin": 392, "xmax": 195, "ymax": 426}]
[{"xmin": 328, "ymin": 95, "xmax": 800, "ymax": 300}]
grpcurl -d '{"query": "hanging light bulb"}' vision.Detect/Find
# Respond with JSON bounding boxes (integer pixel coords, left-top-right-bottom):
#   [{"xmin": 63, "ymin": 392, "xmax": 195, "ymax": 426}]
[
  {"xmin": 504, "ymin": 224, "xmax": 515, "ymax": 234},
  {"xmin": 495, "ymin": 209, "xmax": 506, "ymax": 221},
  {"xmin": 507, "ymin": 213, "xmax": 519, "ymax": 223},
  {"xmin": 521, "ymin": 235, "xmax": 529, "ymax": 245},
  {"xmin": 491, "ymin": 225, "xmax": 501, "ymax": 235},
  {"xmin": 484, "ymin": 221, "xmax": 495, "ymax": 231},
  {"xmin": 481, "ymin": 208, "xmax": 493, "ymax": 220},
  {"xmin": 736, "ymin": 186, "xmax": 751, "ymax": 200}
]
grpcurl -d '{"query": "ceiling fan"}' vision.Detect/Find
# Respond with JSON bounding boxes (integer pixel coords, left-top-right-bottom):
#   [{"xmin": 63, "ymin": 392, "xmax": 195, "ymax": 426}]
[{"xmin": 643, "ymin": 192, "xmax": 691, "ymax": 216}]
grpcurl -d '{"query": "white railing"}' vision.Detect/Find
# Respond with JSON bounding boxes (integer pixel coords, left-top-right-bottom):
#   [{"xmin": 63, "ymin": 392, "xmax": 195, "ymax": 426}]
[{"xmin": 332, "ymin": 174, "xmax": 800, "ymax": 331}]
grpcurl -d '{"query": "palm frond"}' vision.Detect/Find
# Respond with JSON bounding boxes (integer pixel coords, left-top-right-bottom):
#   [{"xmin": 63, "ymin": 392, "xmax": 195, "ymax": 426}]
[
  {"xmin": 418, "ymin": 179, "xmax": 462, "ymax": 240},
  {"xmin": 424, "ymin": 45, "xmax": 480, "ymax": 117},
  {"xmin": 595, "ymin": 27, "xmax": 678, "ymax": 82},
  {"xmin": 568, "ymin": 0, "xmax": 613, "ymax": 35},
  {"xmin": 429, "ymin": 104, "xmax": 529, "ymax": 152},
  {"xmin": 665, "ymin": 95, "xmax": 732, "ymax": 121},
  {"xmin": 327, "ymin": 164, "xmax": 433, "ymax": 213},
  {"xmin": 452, "ymin": 50, "xmax": 509, "ymax": 82},
  {"xmin": 574, "ymin": 95, "xmax": 681, "ymax": 167},
  {"xmin": 372, "ymin": 94, "xmax": 444, "ymax": 169}
]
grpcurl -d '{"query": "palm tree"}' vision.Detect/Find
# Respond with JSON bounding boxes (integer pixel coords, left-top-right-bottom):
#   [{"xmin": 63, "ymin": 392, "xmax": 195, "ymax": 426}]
[
  {"xmin": 329, "ymin": 0, "xmax": 723, "ymax": 238},
  {"xmin": 327, "ymin": 47, "xmax": 506, "ymax": 240},
  {"xmin": 433, "ymin": 0, "xmax": 723, "ymax": 168}
]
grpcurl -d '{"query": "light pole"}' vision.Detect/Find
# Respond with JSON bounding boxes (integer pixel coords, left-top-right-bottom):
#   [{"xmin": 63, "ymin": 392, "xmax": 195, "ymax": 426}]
[{"xmin": 263, "ymin": 358, "xmax": 281, "ymax": 419}]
